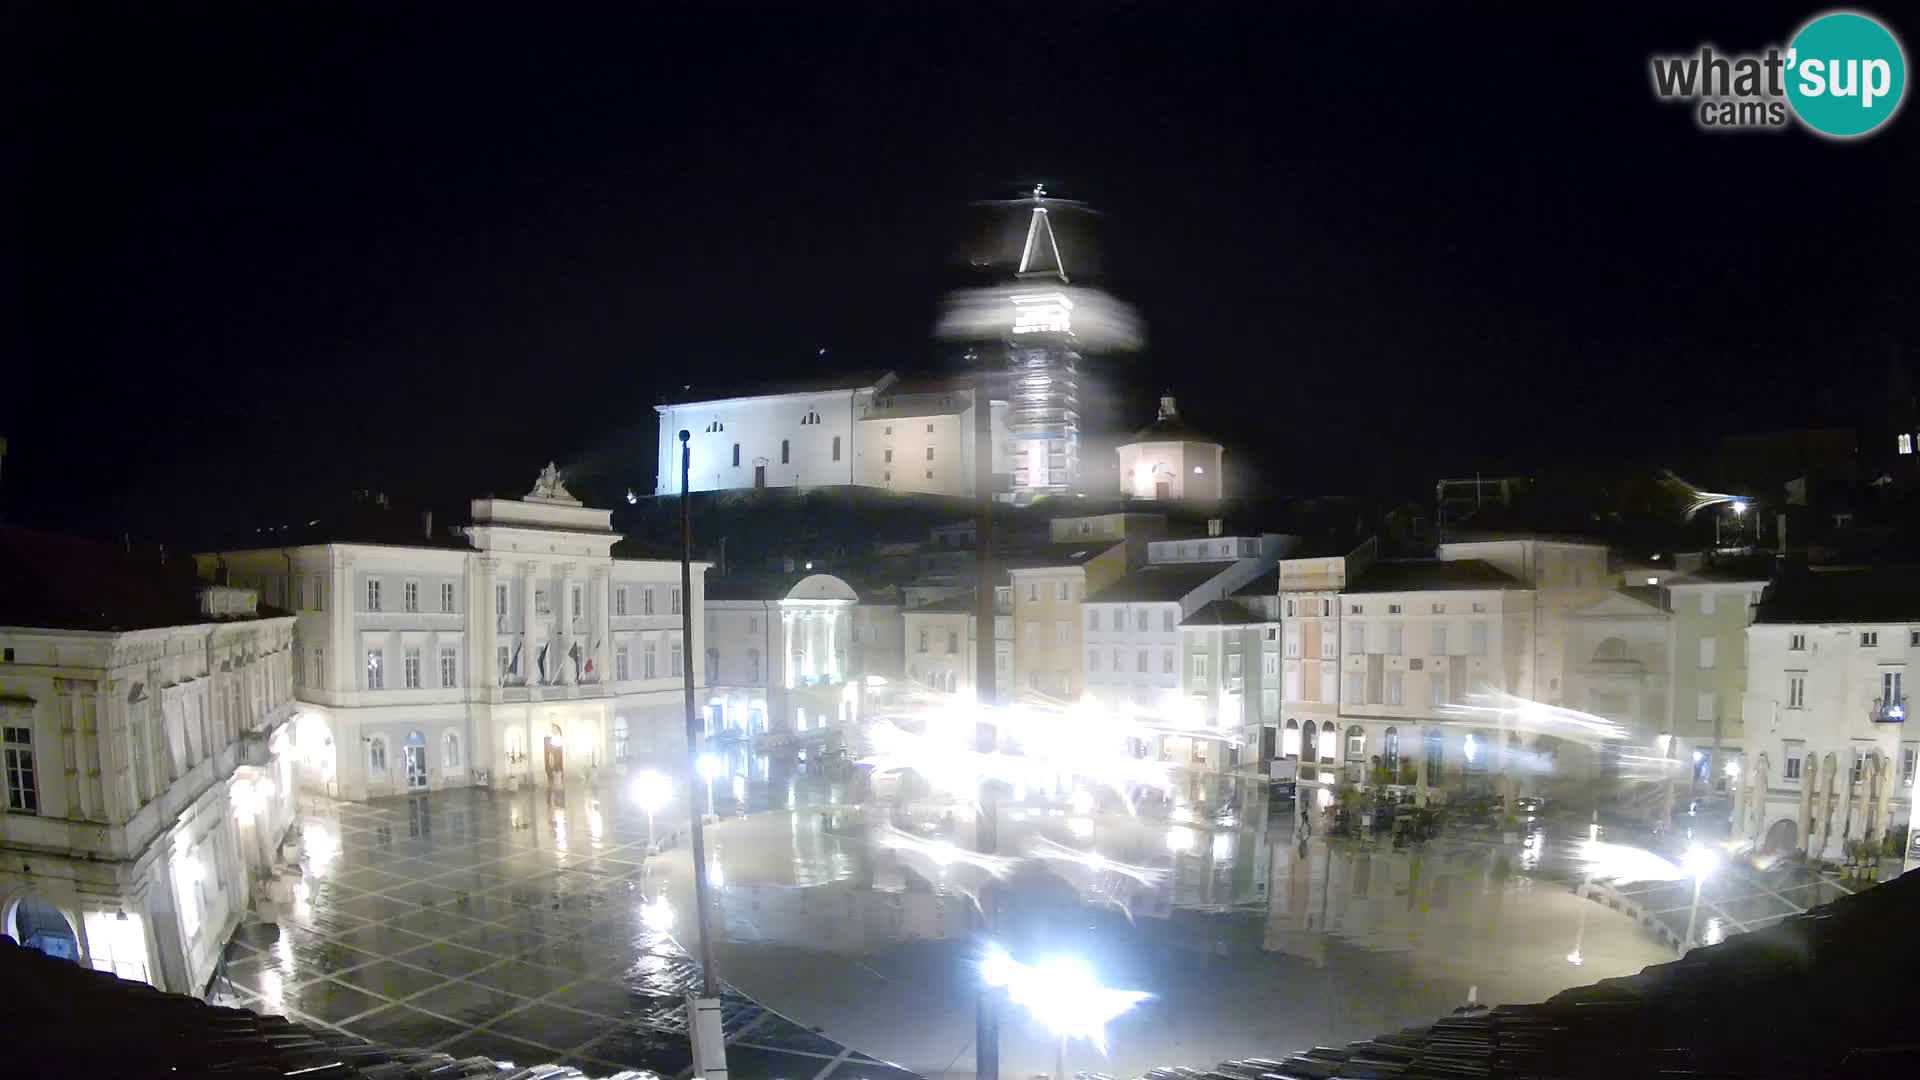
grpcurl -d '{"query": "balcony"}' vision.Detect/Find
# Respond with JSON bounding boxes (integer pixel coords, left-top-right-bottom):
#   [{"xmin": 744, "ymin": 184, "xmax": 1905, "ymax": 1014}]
[{"xmin": 1871, "ymin": 696, "xmax": 1907, "ymax": 724}]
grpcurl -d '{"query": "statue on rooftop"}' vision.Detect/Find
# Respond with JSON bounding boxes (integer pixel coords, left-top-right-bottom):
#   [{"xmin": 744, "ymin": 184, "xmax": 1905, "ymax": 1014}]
[{"xmin": 529, "ymin": 462, "xmax": 576, "ymax": 502}]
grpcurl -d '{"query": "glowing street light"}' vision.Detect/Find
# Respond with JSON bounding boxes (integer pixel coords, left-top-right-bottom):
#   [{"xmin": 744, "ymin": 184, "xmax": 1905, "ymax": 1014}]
[
  {"xmin": 641, "ymin": 894, "xmax": 675, "ymax": 932},
  {"xmin": 697, "ymin": 753, "xmax": 725, "ymax": 816},
  {"xmin": 1682, "ymin": 844, "xmax": 1720, "ymax": 951},
  {"xmin": 631, "ymin": 769, "xmax": 673, "ymax": 848},
  {"xmin": 1730, "ymin": 499, "xmax": 1748, "ymax": 516},
  {"xmin": 979, "ymin": 944, "xmax": 1151, "ymax": 1079}
]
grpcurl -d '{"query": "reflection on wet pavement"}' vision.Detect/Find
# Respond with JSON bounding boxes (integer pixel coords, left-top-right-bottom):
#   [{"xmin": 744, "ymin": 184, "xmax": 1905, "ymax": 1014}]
[{"xmin": 213, "ymin": 785, "xmax": 906, "ymax": 1079}]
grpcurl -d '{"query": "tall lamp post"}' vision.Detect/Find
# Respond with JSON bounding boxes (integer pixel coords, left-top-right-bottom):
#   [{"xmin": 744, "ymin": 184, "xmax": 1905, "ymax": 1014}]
[
  {"xmin": 979, "ymin": 944, "xmax": 1150, "ymax": 1080},
  {"xmin": 678, "ymin": 430, "xmax": 727, "ymax": 1080},
  {"xmin": 1682, "ymin": 844, "xmax": 1719, "ymax": 952},
  {"xmin": 631, "ymin": 769, "xmax": 671, "ymax": 850}
]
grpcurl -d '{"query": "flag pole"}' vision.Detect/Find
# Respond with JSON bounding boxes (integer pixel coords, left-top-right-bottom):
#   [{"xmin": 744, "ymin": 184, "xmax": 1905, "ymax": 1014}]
[{"xmin": 678, "ymin": 430, "xmax": 728, "ymax": 1080}]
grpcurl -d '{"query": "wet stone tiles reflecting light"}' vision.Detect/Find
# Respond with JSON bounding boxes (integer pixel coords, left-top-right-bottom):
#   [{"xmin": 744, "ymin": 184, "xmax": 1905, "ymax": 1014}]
[{"xmin": 210, "ymin": 788, "xmax": 893, "ymax": 1080}]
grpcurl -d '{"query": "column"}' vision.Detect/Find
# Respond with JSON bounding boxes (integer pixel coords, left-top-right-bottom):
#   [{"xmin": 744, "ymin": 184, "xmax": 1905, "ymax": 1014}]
[
  {"xmin": 1797, "ymin": 753, "xmax": 1815, "ymax": 855},
  {"xmin": 592, "ymin": 568, "xmax": 612, "ymax": 684},
  {"xmin": 478, "ymin": 558, "xmax": 500, "ymax": 686},
  {"xmin": 520, "ymin": 562, "xmax": 538, "ymax": 683}
]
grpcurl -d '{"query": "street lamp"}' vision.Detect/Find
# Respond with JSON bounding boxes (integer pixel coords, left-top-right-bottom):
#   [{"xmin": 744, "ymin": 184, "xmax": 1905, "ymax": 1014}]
[
  {"xmin": 979, "ymin": 944, "xmax": 1151, "ymax": 1080},
  {"xmin": 1682, "ymin": 844, "xmax": 1719, "ymax": 951},
  {"xmin": 698, "ymin": 752, "xmax": 725, "ymax": 817},
  {"xmin": 631, "ymin": 769, "xmax": 673, "ymax": 849}
]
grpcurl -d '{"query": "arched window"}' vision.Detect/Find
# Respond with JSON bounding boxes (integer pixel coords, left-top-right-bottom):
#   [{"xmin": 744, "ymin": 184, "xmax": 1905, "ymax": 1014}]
[
  {"xmin": 1282, "ymin": 719, "xmax": 1301, "ymax": 758},
  {"xmin": 1424, "ymin": 728, "xmax": 1445, "ymax": 776},
  {"xmin": 368, "ymin": 736, "xmax": 388, "ymax": 773},
  {"xmin": 1345, "ymin": 725, "xmax": 1365, "ymax": 760},
  {"xmin": 781, "ymin": 439, "xmax": 791, "ymax": 464},
  {"xmin": 444, "ymin": 731, "xmax": 462, "ymax": 770},
  {"xmin": 1384, "ymin": 726, "xmax": 1400, "ymax": 771},
  {"xmin": 1300, "ymin": 720, "xmax": 1316, "ymax": 759},
  {"xmin": 1320, "ymin": 721, "xmax": 1338, "ymax": 762},
  {"xmin": 747, "ymin": 648, "xmax": 761, "ymax": 683},
  {"xmin": 612, "ymin": 715, "xmax": 629, "ymax": 762}
]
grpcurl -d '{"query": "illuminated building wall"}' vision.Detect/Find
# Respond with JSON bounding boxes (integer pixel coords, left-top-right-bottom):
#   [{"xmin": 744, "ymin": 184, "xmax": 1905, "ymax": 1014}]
[{"xmin": 1005, "ymin": 332, "xmax": 1082, "ymax": 499}]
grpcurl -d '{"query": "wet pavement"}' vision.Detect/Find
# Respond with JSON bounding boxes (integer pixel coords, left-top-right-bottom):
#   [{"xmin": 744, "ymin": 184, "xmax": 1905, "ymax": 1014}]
[
  {"xmin": 215, "ymin": 760, "xmax": 1683, "ymax": 1080},
  {"xmin": 212, "ymin": 790, "xmax": 913, "ymax": 1080}
]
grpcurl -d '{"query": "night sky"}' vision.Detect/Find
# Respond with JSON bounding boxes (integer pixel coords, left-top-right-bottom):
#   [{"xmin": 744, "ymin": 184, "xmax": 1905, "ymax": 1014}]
[{"xmin": 5, "ymin": 2, "xmax": 1915, "ymax": 541}]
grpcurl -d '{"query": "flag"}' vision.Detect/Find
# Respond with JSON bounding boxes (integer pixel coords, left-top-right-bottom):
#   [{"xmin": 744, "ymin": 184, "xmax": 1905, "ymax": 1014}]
[
  {"xmin": 584, "ymin": 639, "xmax": 598, "ymax": 677},
  {"xmin": 504, "ymin": 637, "xmax": 523, "ymax": 686},
  {"xmin": 569, "ymin": 641, "xmax": 583, "ymax": 681},
  {"xmin": 537, "ymin": 641, "xmax": 549, "ymax": 683}
]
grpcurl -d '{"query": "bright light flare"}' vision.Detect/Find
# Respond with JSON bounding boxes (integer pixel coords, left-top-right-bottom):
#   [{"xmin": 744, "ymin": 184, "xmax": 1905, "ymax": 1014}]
[
  {"xmin": 978, "ymin": 944, "xmax": 1151, "ymax": 1053},
  {"xmin": 641, "ymin": 895, "xmax": 675, "ymax": 932},
  {"xmin": 1661, "ymin": 470, "xmax": 1751, "ymax": 520},
  {"xmin": 630, "ymin": 770, "xmax": 673, "ymax": 813},
  {"xmin": 873, "ymin": 826, "xmax": 1017, "ymax": 878},
  {"xmin": 1682, "ymin": 844, "xmax": 1720, "ymax": 881},
  {"xmin": 697, "ymin": 753, "xmax": 725, "ymax": 782},
  {"xmin": 1580, "ymin": 840, "xmax": 1684, "ymax": 884},
  {"xmin": 1027, "ymin": 836, "xmax": 1168, "ymax": 889}
]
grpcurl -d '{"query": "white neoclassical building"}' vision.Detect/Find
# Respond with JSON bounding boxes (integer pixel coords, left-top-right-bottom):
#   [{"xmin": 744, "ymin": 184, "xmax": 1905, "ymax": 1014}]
[
  {"xmin": 704, "ymin": 574, "xmax": 871, "ymax": 742},
  {"xmin": 1737, "ymin": 566, "xmax": 1918, "ymax": 862},
  {"xmin": 1, "ymin": 528, "xmax": 298, "ymax": 996},
  {"xmin": 200, "ymin": 468, "xmax": 706, "ymax": 802}
]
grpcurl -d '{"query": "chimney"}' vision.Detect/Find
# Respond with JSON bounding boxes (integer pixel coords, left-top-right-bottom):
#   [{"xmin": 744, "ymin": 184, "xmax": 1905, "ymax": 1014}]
[
  {"xmin": 1158, "ymin": 394, "xmax": 1177, "ymax": 421},
  {"xmin": 1207, "ymin": 518, "xmax": 1223, "ymax": 537},
  {"xmin": 423, "ymin": 510, "xmax": 434, "ymax": 539}
]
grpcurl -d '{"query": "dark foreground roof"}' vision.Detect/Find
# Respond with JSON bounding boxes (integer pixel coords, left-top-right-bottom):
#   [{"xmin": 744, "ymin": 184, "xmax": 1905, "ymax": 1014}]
[
  {"xmin": 1344, "ymin": 558, "xmax": 1524, "ymax": 594},
  {"xmin": 1755, "ymin": 564, "xmax": 1920, "ymax": 624},
  {"xmin": 1182, "ymin": 599, "xmax": 1270, "ymax": 627},
  {"xmin": 1187, "ymin": 868, "xmax": 1920, "ymax": 1080}
]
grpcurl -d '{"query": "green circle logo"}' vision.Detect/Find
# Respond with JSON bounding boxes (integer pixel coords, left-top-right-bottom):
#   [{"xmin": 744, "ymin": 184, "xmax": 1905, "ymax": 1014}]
[{"xmin": 1786, "ymin": 11, "xmax": 1906, "ymax": 137}]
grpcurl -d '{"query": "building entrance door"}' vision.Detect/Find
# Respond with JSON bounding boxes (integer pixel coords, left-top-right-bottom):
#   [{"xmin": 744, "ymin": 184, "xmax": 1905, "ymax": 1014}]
[
  {"xmin": 544, "ymin": 727, "xmax": 565, "ymax": 778},
  {"xmin": 1155, "ymin": 480, "xmax": 1170, "ymax": 500},
  {"xmin": 404, "ymin": 743, "xmax": 427, "ymax": 790},
  {"xmin": 1259, "ymin": 726, "xmax": 1276, "ymax": 763},
  {"xmin": 754, "ymin": 465, "xmax": 766, "ymax": 488}
]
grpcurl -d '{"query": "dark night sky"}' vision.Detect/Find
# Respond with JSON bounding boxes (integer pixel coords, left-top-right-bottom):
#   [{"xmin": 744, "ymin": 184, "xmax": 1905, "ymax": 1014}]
[{"xmin": 4, "ymin": 2, "xmax": 1915, "ymax": 541}]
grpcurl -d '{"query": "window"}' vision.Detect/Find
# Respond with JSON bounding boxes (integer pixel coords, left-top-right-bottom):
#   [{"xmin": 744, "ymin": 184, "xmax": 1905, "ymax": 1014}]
[
  {"xmin": 1431, "ymin": 669, "xmax": 1449, "ymax": 706},
  {"xmin": 1387, "ymin": 603, "xmax": 1402, "ymax": 614},
  {"xmin": 1784, "ymin": 750, "xmax": 1802, "ymax": 781},
  {"xmin": 1320, "ymin": 599, "xmax": 1331, "ymax": 617},
  {"xmin": 917, "ymin": 628, "xmax": 929, "ymax": 652},
  {"xmin": 1266, "ymin": 627, "xmax": 1279, "ymax": 641},
  {"xmin": 404, "ymin": 648, "xmax": 422, "ymax": 689},
  {"xmin": 368, "ymin": 737, "xmax": 387, "ymax": 773},
  {"xmin": 1386, "ymin": 671, "xmax": 1404, "ymax": 705},
  {"xmin": 535, "ymin": 588, "xmax": 549, "ymax": 615},
  {"xmin": 1345, "ymin": 670, "xmax": 1365, "ymax": 704},
  {"xmin": 1470, "ymin": 621, "xmax": 1489, "ymax": 656},
  {"xmin": 444, "ymin": 731, "xmax": 461, "ymax": 770},
  {"xmin": 1284, "ymin": 630, "xmax": 1300, "ymax": 657},
  {"xmin": 1162, "ymin": 610, "xmax": 1175, "ymax": 632},
  {"xmin": 1285, "ymin": 599, "xmax": 1295, "ymax": 617},
  {"xmin": 1903, "ymin": 746, "xmax": 1916, "ymax": 787},
  {"xmin": 615, "ymin": 647, "xmax": 630, "ymax": 681},
  {"xmin": 366, "ymin": 578, "xmax": 383, "ymax": 612},
  {"xmin": 1384, "ymin": 727, "xmax": 1400, "ymax": 770},
  {"xmin": 1136, "ymin": 610, "xmax": 1149, "ymax": 632},
  {"xmin": 670, "ymin": 640, "xmax": 683, "ymax": 677},
  {"xmin": 1346, "ymin": 726, "xmax": 1365, "ymax": 759},
  {"xmin": 1851, "ymin": 752, "xmax": 1864, "ymax": 785},
  {"xmin": 884, "ymin": 449, "xmax": 894, "ymax": 464},
  {"xmin": 1320, "ymin": 722, "xmax": 1338, "ymax": 762},
  {"xmin": 366, "ymin": 649, "xmax": 385, "ymax": 689},
  {"xmin": 1087, "ymin": 609, "xmax": 1100, "ymax": 632},
  {"xmin": 1387, "ymin": 625, "xmax": 1403, "ymax": 655},
  {"xmin": 496, "ymin": 644, "xmax": 509, "ymax": 678},
  {"xmin": 1055, "ymin": 621, "xmax": 1071, "ymax": 645},
  {"xmin": 643, "ymin": 587, "xmax": 655, "ymax": 615},
  {"xmin": 1349, "ymin": 603, "xmax": 1363, "ymax": 615},
  {"xmin": 671, "ymin": 588, "xmax": 682, "ymax": 615},
  {"xmin": 644, "ymin": 642, "xmax": 658, "ymax": 679},
  {"xmin": 884, "ymin": 425, "xmax": 892, "ymax": 435},
  {"xmin": 1432, "ymin": 624, "xmax": 1448, "ymax": 655},
  {"xmin": 3, "ymin": 725, "xmax": 37, "ymax": 814},
  {"xmin": 925, "ymin": 446, "xmax": 934, "ymax": 461},
  {"xmin": 1088, "ymin": 649, "xmax": 1101, "ymax": 672},
  {"xmin": 440, "ymin": 648, "xmax": 457, "ymax": 687},
  {"xmin": 613, "ymin": 716, "xmax": 629, "ymax": 762},
  {"xmin": 1902, "ymin": 433, "xmax": 1915, "ymax": 455},
  {"xmin": 567, "ymin": 585, "xmax": 581, "ymax": 619},
  {"xmin": 404, "ymin": 581, "xmax": 419, "ymax": 613},
  {"xmin": 1883, "ymin": 670, "xmax": 1905, "ymax": 706},
  {"xmin": 1023, "ymin": 623, "xmax": 1039, "ymax": 648},
  {"xmin": 1162, "ymin": 648, "xmax": 1176, "ymax": 674},
  {"xmin": 1192, "ymin": 655, "xmax": 1210, "ymax": 682},
  {"xmin": 1912, "ymin": 630, "xmax": 1920, "ymax": 647},
  {"xmin": 747, "ymin": 648, "xmax": 760, "ymax": 682},
  {"xmin": 1282, "ymin": 720, "xmax": 1301, "ymax": 758},
  {"xmin": 1227, "ymin": 653, "xmax": 1242, "ymax": 679},
  {"xmin": 1137, "ymin": 649, "xmax": 1149, "ymax": 673},
  {"xmin": 1319, "ymin": 665, "xmax": 1336, "ymax": 703},
  {"xmin": 314, "ymin": 647, "xmax": 324, "ymax": 689},
  {"xmin": 927, "ymin": 423, "xmax": 935, "ymax": 433},
  {"xmin": 615, "ymin": 587, "xmax": 628, "ymax": 616},
  {"xmin": 440, "ymin": 582, "xmax": 455, "ymax": 613},
  {"xmin": 1700, "ymin": 591, "xmax": 1716, "ymax": 616},
  {"xmin": 1861, "ymin": 631, "xmax": 1879, "ymax": 648},
  {"xmin": 1696, "ymin": 690, "xmax": 1715, "ymax": 723},
  {"xmin": 1789, "ymin": 632, "xmax": 1806, "ymax": 651},
  {"xmin": 781, "ymin": 439, "xmax": 790, "ymax": 464},
  {"xmin": 832, "ymin": 435, "xmax": 841, "ymax": 461},
  {"xmin": 1430, "ymin": 603, "xmax": 1445, "ymax": 614},
  {"xmin": 1698, "ymin": 637, "xmax": 1716, "ymax": 669},
  {"xmin": 1471, "ymin": 602, "xmax": 1486, "ymax": 613},
  {"xmin": 1787, "ymin": 673, "xmax": 1806, "ymax": 709},
  {"xmin": 1348, "ymin": 624, "xmax": 1366, "ymax": 654},
  {"xmin": 732, "ymin": 443, "xmax": 741, "ymax": 467},
  {"xmin": 1056, "ymin": 582, "xmax": 1069, "ymax": 601},
  {"xmin": 1029, "ymin": 584, "xmax": 1040, "ymax": 602},
  {"xmin": 948, "ymin": 630, "xmax": 960, "ymax": 653},
  {"xmin": 1282, "ymin": 665, "xmax": 1301, "ymax": 699}
]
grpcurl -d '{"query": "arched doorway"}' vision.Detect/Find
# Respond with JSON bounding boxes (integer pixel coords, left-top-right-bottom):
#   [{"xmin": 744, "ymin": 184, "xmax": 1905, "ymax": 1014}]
[
  {"xmin": 5, "ymin": 895, "xmax": 78, "ymax": 962},
  {"xmin": 543, "ymin": 723, "xmax": 565, "ymax": 779},
  {"xmin": 1763, "ymin": 817, "xmax": 1798, "ymax": 856},
  {"xmin": 403, "ymin": 731, "xmax": 428, "ymax": 790}
]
